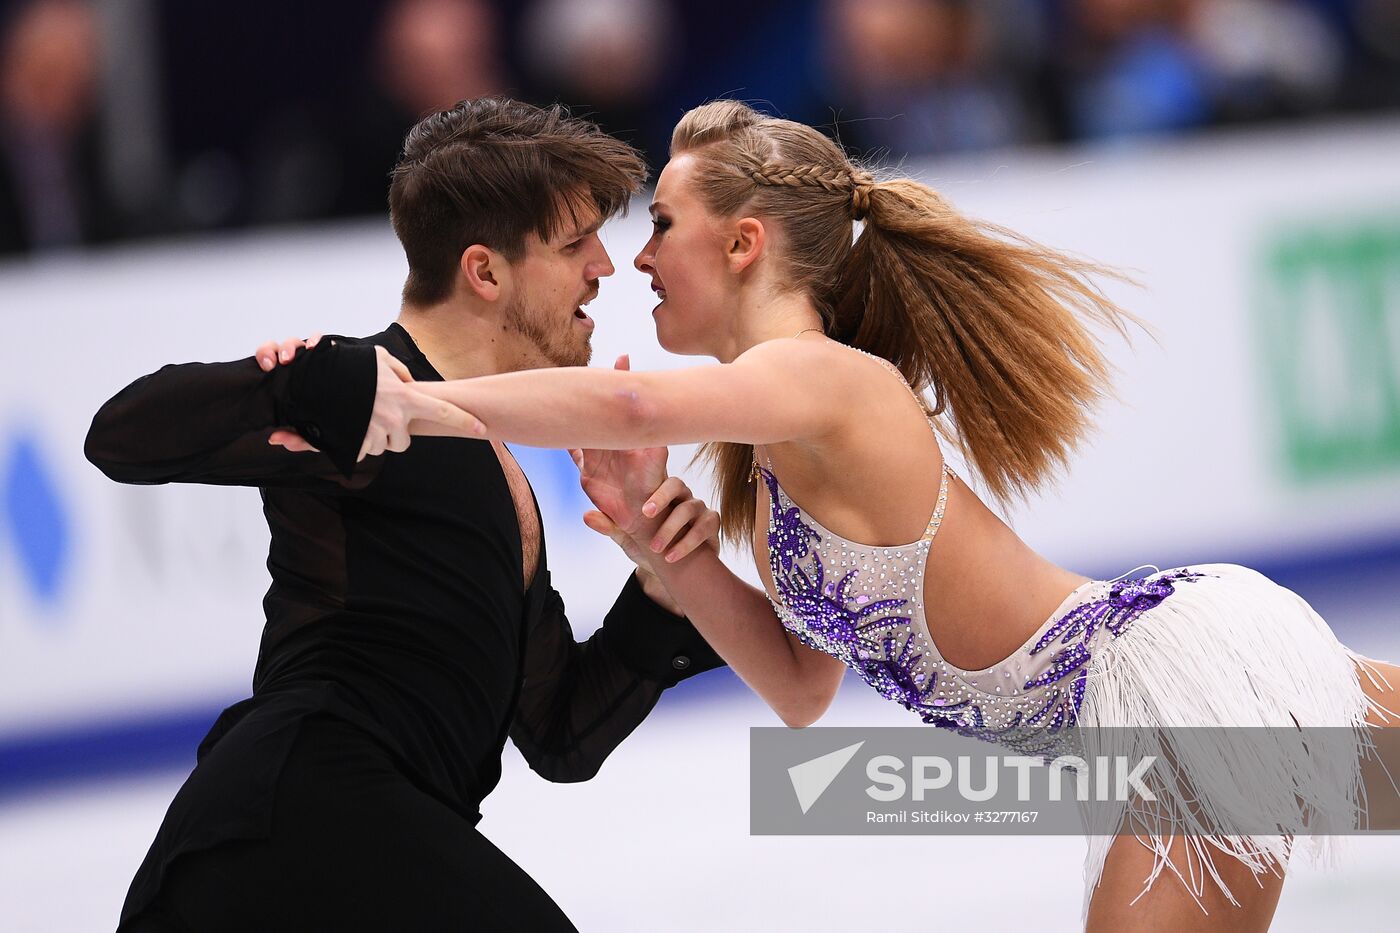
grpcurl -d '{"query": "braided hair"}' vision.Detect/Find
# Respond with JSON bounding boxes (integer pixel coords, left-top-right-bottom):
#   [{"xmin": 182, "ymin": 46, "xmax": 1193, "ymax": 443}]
[{"xmin": 672, "ymin": 100, "xmax": 1143, "ymax": 547}]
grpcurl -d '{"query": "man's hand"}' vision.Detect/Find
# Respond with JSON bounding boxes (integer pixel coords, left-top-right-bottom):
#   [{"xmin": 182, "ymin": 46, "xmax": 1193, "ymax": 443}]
[
  {"xmin": 567, "ymin": 355, "xmax": 722, "ymax": 614},
  {"xmin": 578, "ymin": 474, "xmax": 720, "ymax": 566},
  {"xmin": 566, "ymin": 355, "xmax": 673, "ymax": 537},
  {"xmin": 257, "ymin": 335, "xmax": 487, "ymax": 462},
  {"xmin": 575, "ymin": 462, "xmax": 721, "ymax": 616}
]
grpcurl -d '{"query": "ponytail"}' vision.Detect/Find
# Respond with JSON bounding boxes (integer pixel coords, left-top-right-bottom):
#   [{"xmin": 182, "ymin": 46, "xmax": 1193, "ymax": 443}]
[{"xmin": 833, "ymin": 179, "xmax": 1144, "ymax": 504}]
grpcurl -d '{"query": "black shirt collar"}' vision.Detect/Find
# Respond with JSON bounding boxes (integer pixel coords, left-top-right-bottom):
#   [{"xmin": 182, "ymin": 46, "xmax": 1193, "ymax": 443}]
[{"xmin": 385, "ymin": 321, "xmax": 445, "ymax": 383}]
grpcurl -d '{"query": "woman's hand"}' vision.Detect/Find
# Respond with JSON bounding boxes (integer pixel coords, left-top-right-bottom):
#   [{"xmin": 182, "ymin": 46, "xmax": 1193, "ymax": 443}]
[{"xmin": 256, "ymin": 335, "xmax": 486, "ymax": 461}]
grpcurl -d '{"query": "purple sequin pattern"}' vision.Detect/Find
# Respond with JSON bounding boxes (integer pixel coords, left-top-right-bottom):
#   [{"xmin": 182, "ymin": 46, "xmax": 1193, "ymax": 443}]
[
  {"xmin": 760, "ymin": 469, "xmax": 936, "ymax": 708},
  {"xmin": 1013, "ymin": 570, "xmax": 1207, "ymax": 746},
  {"xmin": 760, "ymin": 466, "xmax": 1207, "ymax": 752}
]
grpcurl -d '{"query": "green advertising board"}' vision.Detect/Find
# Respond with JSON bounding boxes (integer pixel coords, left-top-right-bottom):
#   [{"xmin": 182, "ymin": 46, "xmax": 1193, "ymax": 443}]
[{"xmin": 1259, "ymin": 221, "xmax": 1400, "ymax": 482}]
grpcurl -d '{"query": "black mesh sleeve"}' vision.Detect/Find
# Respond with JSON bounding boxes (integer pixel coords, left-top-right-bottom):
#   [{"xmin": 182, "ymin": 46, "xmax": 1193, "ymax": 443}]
[
  {"xmin": 509, "ymin": 571, "xmax": 725, "ymax": 783},
  {"xmin": 84, "ymin": 337, "xmax": 379, "ymax": 489}
]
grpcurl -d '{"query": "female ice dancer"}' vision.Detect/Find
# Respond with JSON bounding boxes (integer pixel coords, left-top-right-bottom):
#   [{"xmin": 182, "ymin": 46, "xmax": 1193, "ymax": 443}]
[{"xmin": 275, "ymin": 101, "xmax": 1400, "ymax": 930}]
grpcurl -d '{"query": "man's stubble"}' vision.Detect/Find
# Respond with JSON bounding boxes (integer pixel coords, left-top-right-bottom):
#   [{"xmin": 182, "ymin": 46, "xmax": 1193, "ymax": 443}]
[{"xmin": 503, "ymin": 292, "xmax": 592, "ymax": 369}]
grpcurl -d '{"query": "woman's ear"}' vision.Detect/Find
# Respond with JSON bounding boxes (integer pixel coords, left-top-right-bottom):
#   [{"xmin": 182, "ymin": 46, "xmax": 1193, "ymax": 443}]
[
  {"xmin": 460, "ymin": 245, "xmax": 505, "ymax": 301},
  {"xmin": 727, "ymin": 217, "xmax": 766, "ymax": 274}
]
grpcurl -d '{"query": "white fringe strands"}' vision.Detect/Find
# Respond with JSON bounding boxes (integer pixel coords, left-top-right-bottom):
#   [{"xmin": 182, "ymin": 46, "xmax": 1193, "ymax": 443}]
[{"xmin": 1074, "ymin": 563, "xmax": 1398, "ymax": 920}]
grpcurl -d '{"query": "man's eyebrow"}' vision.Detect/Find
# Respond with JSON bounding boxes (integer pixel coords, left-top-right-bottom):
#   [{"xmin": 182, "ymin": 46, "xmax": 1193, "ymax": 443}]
[{"xmin": 562, "ymin": 218, "xmax": 604, "ymax": 242}]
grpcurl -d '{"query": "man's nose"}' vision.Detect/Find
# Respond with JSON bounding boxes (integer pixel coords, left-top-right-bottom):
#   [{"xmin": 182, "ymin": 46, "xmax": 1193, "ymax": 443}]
[{"xmin": 594, "ymin": 246, "xmax": 617, "ymax": 278}]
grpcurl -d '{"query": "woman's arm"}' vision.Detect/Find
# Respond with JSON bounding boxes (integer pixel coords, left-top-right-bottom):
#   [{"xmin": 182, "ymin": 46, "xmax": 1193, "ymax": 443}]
[
  {"xmin": 413, "ymin": 338, "xmax": 859, "ymax": 450},
  {"xmin": 636, "ymin": 537, "xmax": 845, "ymax": 728},
  {"xmin": 587, "ymin": 494, "xmax": 845, "ymax": 729}
]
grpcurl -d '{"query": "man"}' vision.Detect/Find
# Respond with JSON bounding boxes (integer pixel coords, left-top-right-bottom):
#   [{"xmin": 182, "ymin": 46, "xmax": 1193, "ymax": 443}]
[{"xmin": 86, "ymin": 98, "xmax": 724, "ymax": 932}]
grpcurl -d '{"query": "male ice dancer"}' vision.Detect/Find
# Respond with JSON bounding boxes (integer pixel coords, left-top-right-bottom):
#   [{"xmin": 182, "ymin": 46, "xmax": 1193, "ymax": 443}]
[{"xmin": 87, "ymin": 98, "xmax": 724, "ymax": 932}]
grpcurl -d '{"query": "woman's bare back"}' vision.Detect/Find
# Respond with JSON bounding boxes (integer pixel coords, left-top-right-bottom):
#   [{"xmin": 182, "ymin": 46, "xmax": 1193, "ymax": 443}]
[{"xmin": 750, "ymin": 347, "xmax": 1089, "ymax": 672}]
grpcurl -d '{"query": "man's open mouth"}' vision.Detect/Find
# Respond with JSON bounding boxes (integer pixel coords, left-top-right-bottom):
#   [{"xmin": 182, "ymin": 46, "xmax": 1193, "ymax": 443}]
[{"xmin": 574, "ymin": 293, "xmax": 596, "ymax": 325}]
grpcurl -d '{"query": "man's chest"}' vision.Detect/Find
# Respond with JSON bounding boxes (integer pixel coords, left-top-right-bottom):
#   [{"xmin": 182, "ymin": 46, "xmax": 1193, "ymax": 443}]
[{"xmin": 491, "ymin": 441, "xmax": 541, "ymax": 588}]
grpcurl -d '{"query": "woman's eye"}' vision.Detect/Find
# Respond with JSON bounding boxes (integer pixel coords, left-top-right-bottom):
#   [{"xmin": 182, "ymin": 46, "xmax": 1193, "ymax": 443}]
[{"xmin": 652, "ymin": 219, "xmax": 671, "ymax": 232}]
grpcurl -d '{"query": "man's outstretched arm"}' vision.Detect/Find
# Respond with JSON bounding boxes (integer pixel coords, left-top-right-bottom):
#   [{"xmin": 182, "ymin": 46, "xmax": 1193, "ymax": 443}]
[{"xmin": 84, "ymin": 335, "xmax": 379, "ymax": 487}]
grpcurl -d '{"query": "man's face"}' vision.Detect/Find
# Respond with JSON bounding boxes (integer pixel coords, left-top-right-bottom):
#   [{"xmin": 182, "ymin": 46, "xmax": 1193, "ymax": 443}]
[{"xmin": 504, "ymin": 205, "xmax": 615, "ymax": 368}]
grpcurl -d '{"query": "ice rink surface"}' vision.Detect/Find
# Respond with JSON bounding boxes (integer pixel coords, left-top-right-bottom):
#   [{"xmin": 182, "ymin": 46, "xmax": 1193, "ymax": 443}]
[{"xmin": 4, "ymin": 571, "xmax": 1400, "ymax": 933}]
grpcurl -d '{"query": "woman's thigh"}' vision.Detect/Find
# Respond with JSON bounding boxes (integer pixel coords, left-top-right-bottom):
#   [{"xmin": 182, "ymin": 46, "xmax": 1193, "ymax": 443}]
[
  {"xmin": 1085, "ymin": 831, "xmax": 1285, "ymax": 933},
  {"xmin": 1357, "ymin": 659, "xmax": 1400, "ymax": 829},
  {"xmin": 1359, "ymin": 658, "xmax": 1400, "ymax": 727}
]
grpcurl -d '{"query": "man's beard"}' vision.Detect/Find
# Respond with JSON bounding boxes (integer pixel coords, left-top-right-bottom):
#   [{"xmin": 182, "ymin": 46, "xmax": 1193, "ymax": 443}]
[{"xmin": 503, "ymin": 294, "xmax": 592, "ymax": 368}]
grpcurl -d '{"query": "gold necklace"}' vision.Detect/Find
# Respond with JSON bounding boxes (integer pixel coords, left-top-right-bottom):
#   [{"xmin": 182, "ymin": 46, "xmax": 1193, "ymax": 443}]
[{"xmin": 793, "ymin": 327, "xmax": 824, "ymax": 339}]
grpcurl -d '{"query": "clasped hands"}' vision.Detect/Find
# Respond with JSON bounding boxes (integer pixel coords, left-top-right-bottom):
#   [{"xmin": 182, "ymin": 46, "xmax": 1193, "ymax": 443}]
[{"xmin": 257, "ymin": 335, "xmax": 717, "ymax": 575}]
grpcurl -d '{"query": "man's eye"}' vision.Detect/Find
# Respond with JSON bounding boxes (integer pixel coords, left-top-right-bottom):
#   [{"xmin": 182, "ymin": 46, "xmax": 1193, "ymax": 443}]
[{"xmin": 564, "ymin": 239, "xmax": 582, "ymax": 251}]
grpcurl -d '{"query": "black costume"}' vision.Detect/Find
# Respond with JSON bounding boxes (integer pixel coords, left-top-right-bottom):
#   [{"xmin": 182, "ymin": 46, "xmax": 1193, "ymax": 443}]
[{"xmin": 85, "ymin": 323, "xmax": 723, "ymax": 932}]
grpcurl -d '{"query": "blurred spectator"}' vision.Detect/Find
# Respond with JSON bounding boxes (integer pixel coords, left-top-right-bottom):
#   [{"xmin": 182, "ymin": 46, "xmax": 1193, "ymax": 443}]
[
  {"xmin": 1049, "ymin": 0, "xmax": 1215, "ymax": 141},
  {"xmin": 0, "ymin": 0, "xmax": 123, "ymax": 254},
  {"xmin": 380, "ymin": 0, "xmax": 504, "ymax": 115},
  {"xmin": 520, "ymin": 0, "xmax": 675, "ymax": 168},
  {"xmin": 817, "ymin": 0, "xmax": 1036, "ymax": 156},
  {"xmin": 3, "ymin": 0, "xmax": 1398, "ymax": 249},
  {"xmin": 821, "ymin": 0, "xmax": 1032, "ymax": 156},
  {"xmin": 1191, "ymin": 0, "xmax": 1345, "ymax": 123},
  {"xmin": 1338, "ymin": 0, "xmax": 1400, "ymax": 110},
  {"xmin": 333, "ymin": 0, "xmax": 510, "ymax": 216},
  {"xmin": 158, "ymin": 2, "xmax": 381, "ymax": 231}
]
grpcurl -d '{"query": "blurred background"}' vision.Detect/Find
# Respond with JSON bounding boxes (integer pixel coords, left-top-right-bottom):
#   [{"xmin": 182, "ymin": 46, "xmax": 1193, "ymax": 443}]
[
  {"xmin": 0, "ymin": 0, "xmax": 1398, "ymax": 251},
  {"xmin": 1, "ymin": 0, "xmax": 1399, "ymax": 930}
]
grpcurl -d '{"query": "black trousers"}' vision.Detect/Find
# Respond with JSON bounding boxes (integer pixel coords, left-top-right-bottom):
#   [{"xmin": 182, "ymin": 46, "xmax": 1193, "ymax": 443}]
[{"xmin": 122, "ymin": 714, "xmax": 577, "ymax": 933}]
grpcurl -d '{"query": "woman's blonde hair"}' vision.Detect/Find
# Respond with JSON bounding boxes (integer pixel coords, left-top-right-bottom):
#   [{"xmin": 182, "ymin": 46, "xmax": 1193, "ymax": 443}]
[{"xmin": 673, "ymin": 100, "xmax": 1142, "ymax": 546}]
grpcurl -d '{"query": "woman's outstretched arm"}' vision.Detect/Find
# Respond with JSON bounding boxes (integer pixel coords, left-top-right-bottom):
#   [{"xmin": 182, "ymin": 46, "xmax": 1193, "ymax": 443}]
[{"xmin": 412, "ymin": 338, "xmax": 858, "ymax": 450}]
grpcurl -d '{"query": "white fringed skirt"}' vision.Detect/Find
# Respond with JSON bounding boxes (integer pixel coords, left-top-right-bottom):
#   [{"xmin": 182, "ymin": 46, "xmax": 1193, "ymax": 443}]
[{"xmin": 1073, "ymin": 562, "xmax": 1396, "ymax": 920}]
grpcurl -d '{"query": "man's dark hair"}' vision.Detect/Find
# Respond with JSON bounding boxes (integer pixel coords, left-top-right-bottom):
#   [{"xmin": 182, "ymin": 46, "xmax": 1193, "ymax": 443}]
[{"xmin": 388, "ymin": 98, "xmax": 648, "ymax": 307}]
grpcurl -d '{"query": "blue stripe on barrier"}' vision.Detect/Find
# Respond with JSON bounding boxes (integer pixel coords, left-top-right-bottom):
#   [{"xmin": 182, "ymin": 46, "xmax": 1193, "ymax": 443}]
[
  {"xmin": 0, "ymin": 702, "xmax": 232, "ymax": 804},
  {"xmin": 2, "ymin": 535, "xmax": 1398, "ymax": 802}
]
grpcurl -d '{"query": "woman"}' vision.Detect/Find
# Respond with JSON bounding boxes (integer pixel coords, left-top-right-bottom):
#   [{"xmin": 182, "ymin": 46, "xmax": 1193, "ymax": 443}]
[{"xmin": 279, "ymin": 100, "xmax": 1399, "ymax": 930}]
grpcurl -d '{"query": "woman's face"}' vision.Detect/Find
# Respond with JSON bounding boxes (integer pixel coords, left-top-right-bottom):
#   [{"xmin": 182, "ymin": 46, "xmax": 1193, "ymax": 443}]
[{"xmin": 634, "ymin": 153, "xmax": 738, "ymax": 357}]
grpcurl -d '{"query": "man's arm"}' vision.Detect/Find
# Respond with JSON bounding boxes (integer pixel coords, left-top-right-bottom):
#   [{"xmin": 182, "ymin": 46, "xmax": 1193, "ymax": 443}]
[
  {"xmin": 86, "ymin": 337, "xmax": 379, "ymax": 487},
  {"xmin": 509, "ymin": 569, "xmax": 725, "ymax": 783}
]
